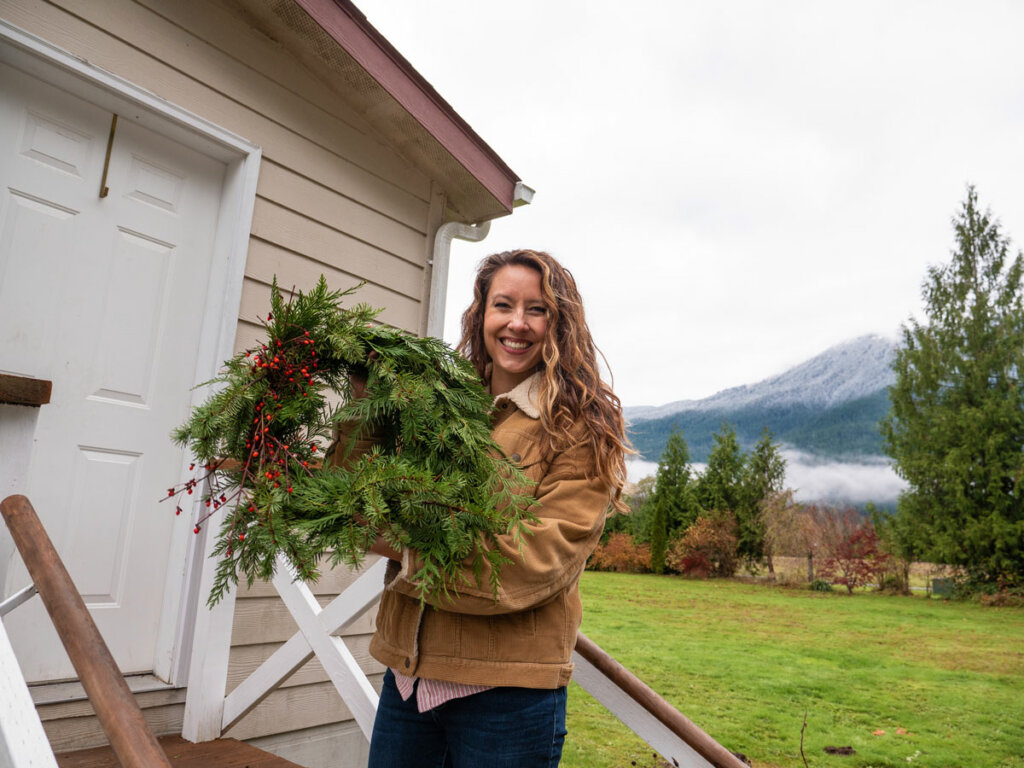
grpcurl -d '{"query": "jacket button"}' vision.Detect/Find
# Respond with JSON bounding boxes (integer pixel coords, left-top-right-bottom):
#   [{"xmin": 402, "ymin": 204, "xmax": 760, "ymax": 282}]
[
  {"xmin": 404, "ymin": 658, "xmax": 411, "ymax": 668},
  {"xmin": 511, "ymin": 453, "xmax": 521, "ymax": 462}
]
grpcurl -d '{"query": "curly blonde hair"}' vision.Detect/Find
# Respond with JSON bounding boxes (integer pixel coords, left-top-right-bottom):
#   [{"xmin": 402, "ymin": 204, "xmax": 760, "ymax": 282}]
[{"xmin": 458, "ymin": 249, "xmax": 630, "ymax": 511}]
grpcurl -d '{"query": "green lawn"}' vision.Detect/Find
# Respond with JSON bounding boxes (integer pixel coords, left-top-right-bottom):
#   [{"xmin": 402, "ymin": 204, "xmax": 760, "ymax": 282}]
[{"xmin": 565, "ymin": 573, "xmax": 1024, "ymax": 768}]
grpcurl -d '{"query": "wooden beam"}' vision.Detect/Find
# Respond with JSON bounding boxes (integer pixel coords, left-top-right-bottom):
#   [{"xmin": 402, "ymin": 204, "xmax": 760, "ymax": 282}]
[{"xmin": 0, "ymin": 373, "xmax": 52, "ymax": 406}]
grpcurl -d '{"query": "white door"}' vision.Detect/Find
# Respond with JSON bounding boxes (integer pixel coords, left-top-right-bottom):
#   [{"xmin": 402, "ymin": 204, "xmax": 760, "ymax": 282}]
[{"xmin": 0, "ymin": 60, "xmax": 227, "ymax": 682}]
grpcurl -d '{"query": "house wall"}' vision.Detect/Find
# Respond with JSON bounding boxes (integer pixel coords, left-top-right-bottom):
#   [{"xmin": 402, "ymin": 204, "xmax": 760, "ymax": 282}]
[{"xmin": 2, "ymin": 0, "xmax": 444, "ymax": 764}]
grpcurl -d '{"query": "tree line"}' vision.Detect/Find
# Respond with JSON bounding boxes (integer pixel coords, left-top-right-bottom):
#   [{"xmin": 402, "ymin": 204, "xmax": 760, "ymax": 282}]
[{"xmin": 597, "ymin": 187, "xmax": 1024, "ymax": 599}]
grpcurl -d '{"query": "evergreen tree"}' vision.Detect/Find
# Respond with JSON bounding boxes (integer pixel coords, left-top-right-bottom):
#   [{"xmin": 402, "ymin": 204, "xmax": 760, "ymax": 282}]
[
  {"xmin": 695, "ymin": 424, "xmax": 746, "ymax": 514},
  {"xmin": 620, "ymin": 475, "xmax": 655, "ymax": 543},
  {"xmin": 649, "ymin": 429, "xmax": 696, "ymax": 573},
  {"xmin": 738, "ymin": 428, "xmax": 787, "ymax": 564},
  {"xmin": 881, "ymin": 187, "xmax": 1024, "ymax": 586}
]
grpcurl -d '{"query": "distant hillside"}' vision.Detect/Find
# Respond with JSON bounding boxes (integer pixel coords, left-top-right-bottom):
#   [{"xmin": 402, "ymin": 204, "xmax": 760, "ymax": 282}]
[{"xmin": 626, "ymin": 336, "xmax": 896, "ymax": 463}]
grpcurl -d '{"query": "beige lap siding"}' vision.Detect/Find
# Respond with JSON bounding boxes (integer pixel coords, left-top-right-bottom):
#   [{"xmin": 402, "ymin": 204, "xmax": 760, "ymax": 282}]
[{"xmin": 3, "ymin": 0, "xmax": 443, "ymax": 764}]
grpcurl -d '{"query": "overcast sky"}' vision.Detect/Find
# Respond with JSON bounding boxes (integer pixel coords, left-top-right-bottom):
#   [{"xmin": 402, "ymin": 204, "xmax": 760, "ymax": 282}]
[{"xmin": 357, "ymin": 1, "xmax": 1024, "ymax": 408}]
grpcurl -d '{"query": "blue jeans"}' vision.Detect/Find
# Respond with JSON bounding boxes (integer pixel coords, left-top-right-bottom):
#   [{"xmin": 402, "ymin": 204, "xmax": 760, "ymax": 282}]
[{"xmin": 368, "ymin": 669, "xmax": 568, "ymax": 768}]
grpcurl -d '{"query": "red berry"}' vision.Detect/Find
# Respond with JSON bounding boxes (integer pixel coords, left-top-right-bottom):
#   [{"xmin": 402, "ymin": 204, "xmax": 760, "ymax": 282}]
[
  {"xmin": 175, "ymin": 506, "xmax": 182, "ymax": 516},
  {"xmin": 239, "ymin": 533, "xmax": 245, "ymax": 541},
  {"xmin": 194, "ymin": 526, "xmax": 200, "ymax": 534}
]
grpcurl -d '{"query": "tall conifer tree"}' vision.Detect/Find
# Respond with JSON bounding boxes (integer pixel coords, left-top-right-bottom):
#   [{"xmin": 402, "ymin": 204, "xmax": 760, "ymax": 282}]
[
  {"xmin": 695, "ymin": 424, "xmax": 746, "ymax": 514},
  {"xmin": 649, "ymin": 428, "xmax": 695, "ymax": 573},
  {"xmin": 738, "ymin": 428, "xmax": 786, "ymax": 563},
  {"xmin": 882, "ymin": 187, "xmax": 1024, "ymax": 586}
]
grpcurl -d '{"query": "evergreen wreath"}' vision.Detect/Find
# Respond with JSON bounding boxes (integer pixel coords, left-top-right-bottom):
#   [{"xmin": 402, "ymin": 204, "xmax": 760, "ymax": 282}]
[{"xmin": 167, "ymin": 277, "xmax": 537, "ymax": 606}]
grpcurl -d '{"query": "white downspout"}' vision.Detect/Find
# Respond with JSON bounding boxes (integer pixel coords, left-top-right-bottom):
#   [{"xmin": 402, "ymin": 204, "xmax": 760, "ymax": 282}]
[
  {"xmin": 427, "ymin": 220, "xmax": 491, "ymax": 339},
  {"xmin": 426, "ymin": 182, "xmax": 535, "ymax": 339}
]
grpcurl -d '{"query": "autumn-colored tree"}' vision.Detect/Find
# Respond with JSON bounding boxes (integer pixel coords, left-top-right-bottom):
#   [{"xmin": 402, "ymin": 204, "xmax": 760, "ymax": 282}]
[
  {"xmin": 588, "ymin": 533, "xmax": 651, "ymax": 573},
  {"xmin": 760, "ymin": 491, "xmax": 828, "ymax": 581},
  {"xmin": 819, "ymin": 519, "xmax": 889, "ymax": 594},
  {"xmin": 665, "ymin": 512, "xmax": 738, "ymax": 578}
]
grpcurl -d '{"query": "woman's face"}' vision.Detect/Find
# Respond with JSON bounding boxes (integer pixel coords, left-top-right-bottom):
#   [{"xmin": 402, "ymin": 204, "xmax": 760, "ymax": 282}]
[{"xmin": 483, "ymin": 264, "xmax": 549, "ymax": 395}]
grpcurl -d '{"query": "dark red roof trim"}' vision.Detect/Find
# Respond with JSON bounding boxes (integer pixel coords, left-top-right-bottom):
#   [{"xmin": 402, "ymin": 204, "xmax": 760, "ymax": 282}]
[{"xmin": 294, "ymin": 0, "xmax": 520, "ymax": 214}]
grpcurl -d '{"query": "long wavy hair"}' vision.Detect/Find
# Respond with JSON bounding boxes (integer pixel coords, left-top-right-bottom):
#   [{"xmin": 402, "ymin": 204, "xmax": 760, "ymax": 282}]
[{"xmin": 458, "ymin": 249, "xmax": 630, "ymax": 511}]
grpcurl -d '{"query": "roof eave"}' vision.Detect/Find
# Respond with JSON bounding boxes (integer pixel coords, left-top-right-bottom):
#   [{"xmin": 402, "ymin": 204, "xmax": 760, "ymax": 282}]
[{"xmin": 294, "ymin": 0, "xmax": 521, "ymax": 218}]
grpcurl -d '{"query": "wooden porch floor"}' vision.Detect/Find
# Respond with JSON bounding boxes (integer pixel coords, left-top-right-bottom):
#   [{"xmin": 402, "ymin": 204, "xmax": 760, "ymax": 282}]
[{"xmin": 55, "ymin": 735, "xmax": 306, "ymax": 767}]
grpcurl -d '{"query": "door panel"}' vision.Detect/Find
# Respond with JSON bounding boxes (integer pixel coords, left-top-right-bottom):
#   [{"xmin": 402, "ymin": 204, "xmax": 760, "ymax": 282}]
[{"xmin": 0, "ymin": 60, "xmax": 228, "ymax": 682}]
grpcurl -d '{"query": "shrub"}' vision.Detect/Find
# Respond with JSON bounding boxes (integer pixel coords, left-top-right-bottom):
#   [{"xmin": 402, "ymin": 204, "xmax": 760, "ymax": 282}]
[
  {"xmin": 876, "ymin": 574, "xmax": 904, "ymax": 594},
  {"xmin": 809, "ymin": 579, "xmax": 833, "ymax": 592},
  {"xmin": 665, "ymin": 513, "xmax": 738, "ymax": 578},
  {"xmin": 588, "ymin": 533, "xmax": 651, "ymax": 573},
  {"xmin": 818, "ymin": 522, "xmax": 889, "ymax": 594}
]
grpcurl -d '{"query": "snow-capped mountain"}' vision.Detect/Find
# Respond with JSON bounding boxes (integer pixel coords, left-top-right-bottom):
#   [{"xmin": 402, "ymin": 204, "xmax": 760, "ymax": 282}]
[
  {"xmin": 625, "ymin": 335, "xmax": 898, "ymax": 463},
  {"xmin": 625, "ymin": 335, "xmax": 896, "ymax": 424}
]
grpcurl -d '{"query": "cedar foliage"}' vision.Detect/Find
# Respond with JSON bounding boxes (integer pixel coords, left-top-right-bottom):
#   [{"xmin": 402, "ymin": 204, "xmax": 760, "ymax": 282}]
[{"xmin": 170, "ymin": 278, "xmax": 536, "ymax": 605}]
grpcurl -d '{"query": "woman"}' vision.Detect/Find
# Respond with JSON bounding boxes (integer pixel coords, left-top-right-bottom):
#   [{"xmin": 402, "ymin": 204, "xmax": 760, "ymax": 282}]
[{"xmin": 365, "ymin": 249, "xmax": 630, "ymax": 768}]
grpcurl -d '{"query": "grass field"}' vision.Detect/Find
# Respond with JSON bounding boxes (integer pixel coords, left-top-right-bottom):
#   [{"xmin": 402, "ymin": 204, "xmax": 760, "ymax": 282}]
[{"xmin": 564, "ymin": 573, "xmax": 1024, "ymax": 768}]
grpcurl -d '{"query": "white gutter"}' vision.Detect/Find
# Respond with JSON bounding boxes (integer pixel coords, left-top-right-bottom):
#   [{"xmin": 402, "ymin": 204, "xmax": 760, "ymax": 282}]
[{"xmin": 426, "ymin": 182, "xmax": 535, "ymax": 339}]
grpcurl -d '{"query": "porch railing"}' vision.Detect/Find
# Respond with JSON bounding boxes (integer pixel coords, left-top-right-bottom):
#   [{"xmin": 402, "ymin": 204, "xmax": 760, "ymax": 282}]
[
  {"xmin": 186, "ymin": 540, "xmax": 748, "ymax": 768},
  {"xmin": 0, "ymin": 494, "xmax": 172, "ymax": 768},
  {"xmin": 2, "ymin": 489, "xmax": 746, "ymax": 768}
]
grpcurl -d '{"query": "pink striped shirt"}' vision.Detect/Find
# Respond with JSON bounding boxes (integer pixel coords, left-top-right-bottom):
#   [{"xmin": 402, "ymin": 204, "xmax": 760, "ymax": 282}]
[{"xmin": 392, "ymin": 669, "xmax": 493, "ymax": 713}]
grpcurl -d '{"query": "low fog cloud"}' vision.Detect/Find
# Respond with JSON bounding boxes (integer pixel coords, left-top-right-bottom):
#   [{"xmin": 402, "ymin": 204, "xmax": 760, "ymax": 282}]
[
  {"xmin": 779, "ymin": 450, "xmax": 906, "ymax": 505},
  {"xmin": 625, "ymin": 450, "xmax": 906, "ymax": 506}
]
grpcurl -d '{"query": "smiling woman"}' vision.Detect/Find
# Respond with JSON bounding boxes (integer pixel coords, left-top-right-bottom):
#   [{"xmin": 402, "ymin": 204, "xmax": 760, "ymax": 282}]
[{"xmin": 365, "ymin": 248, "xmax": 632, "ymax": 768}]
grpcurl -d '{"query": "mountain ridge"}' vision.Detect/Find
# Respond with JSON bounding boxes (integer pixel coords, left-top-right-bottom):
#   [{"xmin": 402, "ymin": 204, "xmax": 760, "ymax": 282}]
[{"xmin": 625, "ymin": 335, "xmax": 897, "ymax": 463}]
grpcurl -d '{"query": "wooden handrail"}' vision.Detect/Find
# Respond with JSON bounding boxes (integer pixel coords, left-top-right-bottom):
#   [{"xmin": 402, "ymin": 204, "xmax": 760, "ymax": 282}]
[
  {"xmin": 0, "ymin": 495, "xmax": 173, "ymax": 768},
  {"xmin": 575, "ymin": 631, "xmax": 748, "ymax": 768}
]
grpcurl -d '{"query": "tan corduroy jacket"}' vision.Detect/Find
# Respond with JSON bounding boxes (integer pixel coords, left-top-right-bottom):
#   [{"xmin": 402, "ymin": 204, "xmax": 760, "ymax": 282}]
[{"xmin": 367, "ymin": 373, "xmax": 612, "ymax": 689}]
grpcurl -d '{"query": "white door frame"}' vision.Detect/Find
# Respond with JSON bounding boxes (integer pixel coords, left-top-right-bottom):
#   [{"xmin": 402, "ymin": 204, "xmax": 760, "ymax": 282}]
[{"xmin": 0, "ymin": 20, "xmax": 261, "ymax": 686}]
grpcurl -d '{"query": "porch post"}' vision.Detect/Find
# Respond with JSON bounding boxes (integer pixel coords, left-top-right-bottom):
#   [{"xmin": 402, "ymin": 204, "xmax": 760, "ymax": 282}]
[{"xmin": 181, "ymin": 506, "xmax": 237, "ymax": 743}]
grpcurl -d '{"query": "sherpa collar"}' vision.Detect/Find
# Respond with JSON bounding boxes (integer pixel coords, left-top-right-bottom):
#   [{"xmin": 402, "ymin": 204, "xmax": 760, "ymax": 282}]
[{"xmin": 493, "ymin": 371, "xmax": 541, "ymax": 420}]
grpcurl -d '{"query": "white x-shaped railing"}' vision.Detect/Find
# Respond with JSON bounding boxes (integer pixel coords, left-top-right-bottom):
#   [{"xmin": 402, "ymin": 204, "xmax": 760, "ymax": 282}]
[{"xmin": 221, "ymin": 554, "xmax": 387, "ymax": 737}]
